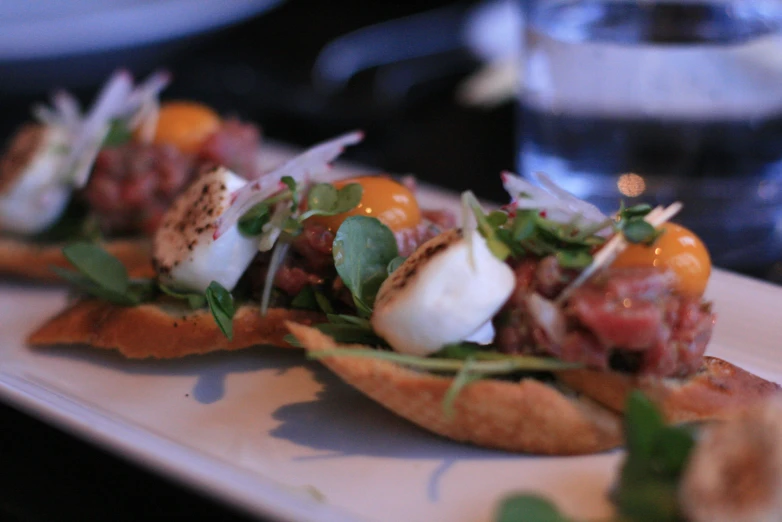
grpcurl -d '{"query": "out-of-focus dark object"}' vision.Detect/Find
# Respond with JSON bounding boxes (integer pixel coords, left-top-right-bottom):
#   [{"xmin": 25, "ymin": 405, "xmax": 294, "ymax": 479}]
[
  {"xmin": 519, "ymin": 0, "xmax": 782, "ymax": 272},
  {"xmin": 0, "ymin": 0, "xmax": 285, "ymax": 94}
]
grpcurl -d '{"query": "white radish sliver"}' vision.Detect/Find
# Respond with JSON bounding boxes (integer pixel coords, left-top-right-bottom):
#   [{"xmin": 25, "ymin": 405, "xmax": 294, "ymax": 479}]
[{"xmin": 501, "ymin": 171, "xmax": 609, "ymax": 229}]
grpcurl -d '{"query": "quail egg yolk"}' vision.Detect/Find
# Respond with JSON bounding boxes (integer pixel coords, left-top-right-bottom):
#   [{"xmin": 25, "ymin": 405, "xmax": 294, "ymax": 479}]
[
  {"xmin": 612, "ymin": 222, "xmax": 712, "ymax": 296},
  {"xmin": 149, "ymin": 101, "xmax": 221, "ymax": 154},
  {"xmin": 308, "ymin": 175, "xmax": 422, "ymax": 233}
]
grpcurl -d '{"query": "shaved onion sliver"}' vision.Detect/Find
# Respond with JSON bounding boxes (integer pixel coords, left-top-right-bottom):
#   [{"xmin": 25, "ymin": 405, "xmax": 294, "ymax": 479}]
[
  {"xmin": 258, "ymin": 202, "xmax": 291, "ymax": 252},
  {"xmin": 533, "ymin": 171, "xmax": 609, "ymax": 225},
  {"xmin": 213, "ymin": 130, "xmax": 363, "ymax": 239},
  {"xmin": 555, "ymin": 202, "xmax": 683, "ymax": 304},
  {"xmin": 260, "ymin": 240, "xmax": 291, "ymax": 316},
  {"xmin": 70, "ymin": 70, "xmax": 134, "ymax": 187},
  {"xmin": 501, "ymin": 171, "xmax": 609, "ymax": 230},
  {"xmin": 460, "ymin": 191, "xmax": 481, "ymax": 271}
]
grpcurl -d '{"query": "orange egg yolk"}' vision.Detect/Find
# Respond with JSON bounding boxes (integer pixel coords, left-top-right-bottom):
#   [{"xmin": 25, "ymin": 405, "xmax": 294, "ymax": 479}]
[
  {"xmin": 611, "ymin": 222, "xmax": 712, "ymax": 296},
  {"xmin": 149, "ymin": 101, "xmax": 221, "ymax": 154},
  {"xmin": 307, "ymin": 175, "xmax": 422, "ymax": 233}
]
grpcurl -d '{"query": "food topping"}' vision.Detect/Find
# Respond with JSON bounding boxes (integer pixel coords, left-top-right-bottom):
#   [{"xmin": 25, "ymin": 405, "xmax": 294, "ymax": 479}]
[
  {"xmin": 149, "ymin": 101, "xmax": 221, "ymax": 154},
  {"xmin": 307, "ymin": 175, "xmax": 422, "ymax": 233},
  {"xmin": 495, "ymin": 255, "xmax": 714, "ymax": 377},
  {"xmin": 371, "ymin": 228, "xmax": 515, "ymax": 356},
  {"xmin": 153, "ymin": 166, "xmax": 259, "ymax": 293},
  {"xmin": 84, "ymin": 142, "xmax": 194, "ymax": 236},
  {"xmin": 0, "ymin": 125, "xmax": 71, "ymax": 234},
  {"xmin": 612, "ymin": 222, "xmax": 712, "ymax": 297}
]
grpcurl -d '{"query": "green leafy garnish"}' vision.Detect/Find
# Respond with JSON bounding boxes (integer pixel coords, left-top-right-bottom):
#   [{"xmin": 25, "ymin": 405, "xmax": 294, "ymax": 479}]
[
  {"xmin": 299, "ymin": 182, "xmax": 363, "ymax": 220},
  {"xmin": 308, "ymin": 348, "xmax": 579, "ymax": 373},
  {"xmin": 333, "ymin": 216, "xmax": 399, "ymax": 312},
  {"xmin": 158, "ymin": 283, "xmax": 207, "ymax": 309},
  {"xmin": 442, "ymin": 357, "xmax": 482, "ymax": 418},
  {"xmin": 52, "ymin": 242, "xmax": 155, "ymax": 305},
  {"xmin": 494, "ymin": 392, "xmax": 698, "ymax": 522},
  {"xmin": 238, "ymin": 202, "xmax": 271, "ymax": 236},
  {"xmin": 205, "ymin": 281, "xmax": 236, "ymax": 340},
  {"xmin": 496, "ymin": 495, "xmax": 573, "ymax": 522},
  {"xmin": 463, "ymin": 191, "xmax": 512, "ymax": 261},
  {"xmin": 612, "ymin": 391, "xmax": 696, "ymax": 522},
  {"xmin": 615, "ymin": 203, "xmax": 661, "ymax": 245},
  {"xmin": 291, "ymin": 286, "xmax": 318, "ymax": 310}
]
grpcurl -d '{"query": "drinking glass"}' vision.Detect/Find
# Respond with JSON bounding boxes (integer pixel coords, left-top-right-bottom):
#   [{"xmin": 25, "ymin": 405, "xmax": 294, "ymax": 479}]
[{"xmin": 517, "ymin": 0, "xmax": 782, "ymax": 271}]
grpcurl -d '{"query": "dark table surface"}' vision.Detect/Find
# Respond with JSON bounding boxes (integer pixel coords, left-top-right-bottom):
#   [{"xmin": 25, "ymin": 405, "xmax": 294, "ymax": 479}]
[{"xmin": 0, "ymin": 1, "xmax": 780, "ymax": 521}]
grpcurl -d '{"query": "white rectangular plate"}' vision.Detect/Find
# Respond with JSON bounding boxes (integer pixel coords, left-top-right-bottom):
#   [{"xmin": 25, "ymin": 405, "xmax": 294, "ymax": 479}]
[{"xmin": 1, "ymin": 147, "xmax": 781, "ymax": 522}]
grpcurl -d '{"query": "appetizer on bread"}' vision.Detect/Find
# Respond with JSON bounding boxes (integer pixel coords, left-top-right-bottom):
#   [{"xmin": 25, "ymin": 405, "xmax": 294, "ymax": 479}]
[
  {"xmin": 0, "ymin": 70, "xmax": 262, "ymax": 281},
  {"xmin": 28, "ymin": 132, "xmax": 456, "ymax": 358},
  {"xmin": 287, "ymin": 173, "xmax": 779, "ymax": 454}
]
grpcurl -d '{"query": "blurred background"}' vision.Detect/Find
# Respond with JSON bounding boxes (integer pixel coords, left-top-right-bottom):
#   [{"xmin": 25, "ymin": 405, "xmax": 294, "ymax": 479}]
[{"xmin": 1, "ymin": 0, "xmax": 781, "ymax": 520}]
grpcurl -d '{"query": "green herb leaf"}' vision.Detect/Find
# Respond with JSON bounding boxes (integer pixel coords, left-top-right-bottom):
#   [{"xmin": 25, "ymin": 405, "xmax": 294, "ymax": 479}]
[
  {"xmin": 469, "ymin": 196, "xmax": 511, "ymax": 261},
  {"xmin": 314, "ymin": 291, "xmax": 335, "ymax": 314},
  {"xmin": 50, "ymin": 267, "xmax": 139, "ymax": 305},
  {"xmin": 555, "ymin": 249, "xmax": 593, "ymax": 269},
  {"xmin": 495, "ymin": 495, "xmax": 573, "ymax": 522},
  {"xmin": 205, "ymin": 281, "xmax": 236, "ymax": 340},
  {"xmin": 333, "ymin": 216, "xmax": 399, "ymax": 310},
  {"xmin": 300, "ymin": 182, "xmax": 363, "ymax": 220},
  {"xmin": 622, "ymin": 203, "xmax": 653, "ymax": 218},
  {"xmin": 158, "ymin": 283, "xmax": 206, "ymax": 310},
  {"xmin": 291, "ymin": 286, "xmax": 318, "ymax": 310},
  {"xmin": 623, "ymin": 219, "xmax": 658, "ymax": 244},
  {"xmin": 103, "ymin": 119, "xmax": 132, "ymax": 147},
  {"xmin": 511, "ymin": 210, "xmax": 537, "ymax": 242},
  {"xmin": 612, "ymin": 391, "xmax": 697, "ymax": 522},
  {"xmin": 442, "ymin": 357, "xmax": 482, "ymax": 418},
  {"xmin": 433, "ymin": 342, "xmax": 482, "ymax": 359},
  {"xmin": 280, "ymin": 176, "xmax": 299, "ymax": 209},
  {"xmin": 62, "ymin": 242, "xmax": 130, "ymax": 295},
  {"xmin": 624, "ymin": 390, "xmax": 665, "ymax": 458},
  {"xmin": 312, "ymin": 323, "xmax": 387, "ymax": 346},
  {"xmin": 309, "ymin": 348, "xmax": 581, "ymax": 373},
  {"xmin": 487, "ymin": 210, "xmax": 508, "ymax": 227},
  {"xmin": 238, "ymin": 202, "xmax": 271, "ymax": 237}
]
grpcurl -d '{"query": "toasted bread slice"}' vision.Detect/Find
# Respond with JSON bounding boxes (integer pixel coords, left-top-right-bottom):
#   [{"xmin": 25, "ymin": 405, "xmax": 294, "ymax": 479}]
[
  {"xmin": 287, "ymin": 323, "xmax": 622, "ymax": 455},
  {"xmin": 557, "ymin": 357, "xmax": 781, "ymax": 423},
  {"xmin": 0, "ymin": 236, "xmax": 155, "ymax": 281},
  {"xmin": 28, "ymin": 298, "xmax": 324, "ymax": 358}
]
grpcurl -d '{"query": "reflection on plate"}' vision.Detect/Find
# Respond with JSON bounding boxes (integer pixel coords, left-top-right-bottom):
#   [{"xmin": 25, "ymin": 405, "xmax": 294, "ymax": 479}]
[{"xmin": 0, "ymin": 144, "xmax": 781, "ymax": 521}]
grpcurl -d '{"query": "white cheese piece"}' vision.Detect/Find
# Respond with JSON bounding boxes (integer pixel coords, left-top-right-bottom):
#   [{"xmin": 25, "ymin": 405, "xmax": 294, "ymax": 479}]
[
  {"xmin": 153, "ymin": 166, "xmax": 259, "ymax": 293},
  {"xmin": 0, "ymin": 126, "xmax": 71, "ymax": 234},
  {"xmin": 463, "ymin": 320, "xmax": 496, "ymax": 345},
  {"xmin": 371, "ymin": 229, "xmax": 515, "ymax": 356}
]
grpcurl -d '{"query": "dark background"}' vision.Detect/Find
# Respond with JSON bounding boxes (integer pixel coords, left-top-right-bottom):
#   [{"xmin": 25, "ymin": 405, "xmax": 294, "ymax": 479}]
[{"xmin": 0, "ymin": 1, "xmax": 507, "ymax": 521}]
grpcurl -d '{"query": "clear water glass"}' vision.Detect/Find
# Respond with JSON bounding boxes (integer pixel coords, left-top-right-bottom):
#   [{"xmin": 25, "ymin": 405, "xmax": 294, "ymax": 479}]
[{"xmin": 517, "ymin": 0, "xmax": 782, "ymax": 270}]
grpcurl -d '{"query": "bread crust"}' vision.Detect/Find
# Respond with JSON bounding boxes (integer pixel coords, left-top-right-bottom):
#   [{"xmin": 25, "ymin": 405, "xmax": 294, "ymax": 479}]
[
  {"xmin": 557, "ymin": 357, "xmax": 781, "ymax": 423},
  {"xmin": 0, "ymin": 236, "xmax": 155, "ymax": 281},
  {"xmin": 287, "ymin": 323, "xmax": 622, "ymax": 455},
  {"xmin": 28, "ymin": 298, "xmax": 324, "ymax": 358}
]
